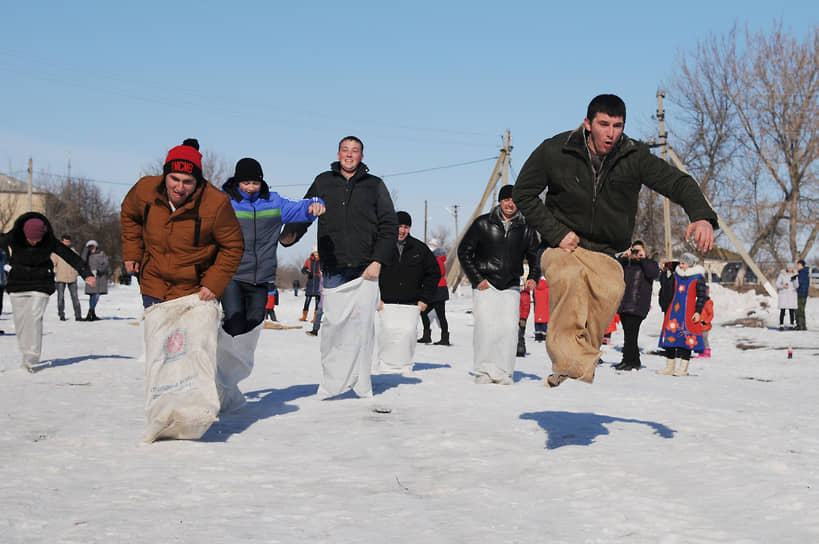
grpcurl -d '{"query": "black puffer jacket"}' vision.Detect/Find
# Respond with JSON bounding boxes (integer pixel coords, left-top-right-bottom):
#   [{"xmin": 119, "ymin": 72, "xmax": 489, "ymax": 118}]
[
  {"xmin": 1, "ymin": 212, "xmax": 92, "ymax": 295},
  {"xmin": 281, "ymin": 161, "xmax": 397, "ymax": 270},
  {"xmin": 457, "ymin": 206, "xmax": 540, "ymax": 290},
  {"xmin": 379, "ymin": 235, "xmax": 441, "ymax": 305},
  {"xmin": 617, "ymin": 256, "xmax": 660, "ymax": 317}
]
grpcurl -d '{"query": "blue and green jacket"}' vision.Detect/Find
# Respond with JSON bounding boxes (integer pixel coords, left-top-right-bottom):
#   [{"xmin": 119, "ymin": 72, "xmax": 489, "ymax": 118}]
[{"xmin": 222, "ymin": 178, "xmax": 323, "ymax": 285}]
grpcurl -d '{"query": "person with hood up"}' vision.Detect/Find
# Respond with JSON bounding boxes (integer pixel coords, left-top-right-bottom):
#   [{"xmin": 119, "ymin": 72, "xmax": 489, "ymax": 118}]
[
  {"xmin": 458, "ymin": 184, "xmax": 540, "ymax": 385},
  {"xmin": 614, "ymin": 240, "xmax": 660, "ymax": 371},
  {"xmin": 218, "ymin": 157, "xmax": 324, "ymax": 411},
  {"xmin": 657, "ymin": 252, "xmax": 707, "ymax": 377},
  {"xmin": 299, "ymin": 248, "xmax": 321, "ymax": 322},
  {"xmin": 0, "ymin": 213, "xmax": 95, "ymax": 372},
  {"xmin": 81, "ymin": 240, "xmax": 109, "ymax": 321}
]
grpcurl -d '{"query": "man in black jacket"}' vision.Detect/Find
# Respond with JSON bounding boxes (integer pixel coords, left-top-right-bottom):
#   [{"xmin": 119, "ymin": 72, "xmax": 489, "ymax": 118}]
[
  {"xmin": 376, "ymin": 211, "xmax": 440, "ymax": 373},
  {"xmin": 513, "ymin": 94, "xmax": 717, "ymax": 387},
  {"xmin": 458, "ymin": 185, "xmax": 540, "ymax": 384},
  {"xmin": 281, "ymin": 136, "xmax": 397, "ymax": 398},
  {"xmin": 379, "ymin": 211, "xmax": 440, "ymax": 308},
  {"xmin": 614, "ymin": 240, "xmax": 660, "ymax": 371}
]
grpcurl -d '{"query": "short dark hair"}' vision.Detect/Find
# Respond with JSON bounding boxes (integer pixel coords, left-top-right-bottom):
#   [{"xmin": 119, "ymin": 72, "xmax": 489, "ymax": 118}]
[
  {"xmin": 631, "ymin": 239, "xmax": 645, "ymax": 248},
  {"xmin": 797, "ymin": 259, "xmax": 806, "ymax": 266},
  {"xmin": 61, "ymin": 234, "xmax": 72, "ymax": 241},
  {"xmin": 338, "ymin": 136, "xmax": 364, "ymax": 153},
  {"xmin": 587, "ymin": 94, "xmax": 626, "ymax": 123}
]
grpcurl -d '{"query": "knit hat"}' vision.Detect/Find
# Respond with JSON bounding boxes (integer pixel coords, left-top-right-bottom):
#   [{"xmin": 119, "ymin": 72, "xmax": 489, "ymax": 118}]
[
  {"xmin": 163, "ymin": 138, "xmax": 203, "ymax": 184},
  {"xmin": 23, "ymin": 218, "xmax": 47, "ymax": 242},
  {"xmin": 498, "ymin": 184, "xmax": 514, "ymax": 201},
  {"xmin": 86, "ymin": 240, "xmax": 98, "ymax": 248},
  {"xmin": 396, "ymin": 211, "xmax": 412, "ymax": 227},
  {"xmin": 233, "ymin": 157, "xmax": 264, "ymax": 182},
  {"xmin": 679, "ymin": 252, "xmax": 698, "ymax": 266}
]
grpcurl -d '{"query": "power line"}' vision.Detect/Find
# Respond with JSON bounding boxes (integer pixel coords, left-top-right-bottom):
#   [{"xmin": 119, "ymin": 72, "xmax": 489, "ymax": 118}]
[{"xmin": 380, "ymin": 156, "xmax": 498, "ymax": 178}]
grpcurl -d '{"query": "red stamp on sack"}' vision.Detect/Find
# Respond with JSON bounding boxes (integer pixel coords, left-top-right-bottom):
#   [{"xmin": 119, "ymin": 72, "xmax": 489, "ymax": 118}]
[{"xmin": 164, "ymin": 329, "xmax": 187, "ymax": 361}]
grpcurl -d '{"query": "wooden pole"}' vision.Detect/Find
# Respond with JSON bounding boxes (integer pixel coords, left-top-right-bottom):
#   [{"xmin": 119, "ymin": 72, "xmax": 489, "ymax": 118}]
[
  {"xmin": 27, "ymin": 158, "xmax": 33, "ymax": 212},
  {"xmin": 657, "ymin": 91, "xmax": 673, "ymax": 262},
  {"xmin": 665, "ymin": 147, "xmax": 776, "ymax": 297}
]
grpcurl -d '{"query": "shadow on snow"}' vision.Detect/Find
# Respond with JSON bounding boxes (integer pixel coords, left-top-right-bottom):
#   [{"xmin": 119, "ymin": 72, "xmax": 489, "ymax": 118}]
[
  {"xmin": 201, "ymin": 383, "xmax": 316, "ymax": 442},
  {"xmin": 520, "ymin": 410, "xmax": 675, "ymax": 449},
  {"xmin": 50, "ymin": 354, "xmax": 134, "ymax": 369}
]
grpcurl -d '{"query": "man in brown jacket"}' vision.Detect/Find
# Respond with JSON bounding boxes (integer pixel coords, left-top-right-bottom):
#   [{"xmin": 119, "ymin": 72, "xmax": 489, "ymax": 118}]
[
  {"xmin": 121, "ymin": 139, "xmax": 243, "ymax": 306},
  {"xmin": 122, "ymin": 139, "xmax": 244, "ymax": 424}
]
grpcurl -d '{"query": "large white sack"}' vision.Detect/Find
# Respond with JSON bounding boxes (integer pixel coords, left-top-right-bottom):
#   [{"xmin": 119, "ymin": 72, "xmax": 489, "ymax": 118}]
[
  {"xmin": 9, "ymin": 292, "xmax": 50, "ymax": 370},
  {"xmin": 215, "ymin": 324, "xmax": 261, "ymax": 413},
  {"xmin": 472, "ymin": 286, "xmax": 519, "ymax": 381},
  {"xmin": 142, "ymin": 294, "xmax": 221, "ymax": 442},
  {"xmin": 318, "ymin": 277, "xmax": 380, "ymax": 399},
  {"xmin": 375, "ymin": 303, "xmax": 420, "ymax": 374}
]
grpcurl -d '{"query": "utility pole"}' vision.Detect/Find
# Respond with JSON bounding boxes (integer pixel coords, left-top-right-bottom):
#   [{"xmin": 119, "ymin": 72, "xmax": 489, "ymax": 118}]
[
  {"xmin": 452, "ymin": 204, "xmax": 459, "ymax": 238},
  {"xmin": 27, "ymin": 158, "xmax": 33, "ymax": 212},
  {"xmin": 424, "ymin": 200, "xmax": 428, "ymax": 243},
  {"xmin": 67, "ymin": 151, "xmax": 72, "ymax": 182},
  {"xmin": 656, "ymin": 91, "xmax": 673, "ymax": 262}
]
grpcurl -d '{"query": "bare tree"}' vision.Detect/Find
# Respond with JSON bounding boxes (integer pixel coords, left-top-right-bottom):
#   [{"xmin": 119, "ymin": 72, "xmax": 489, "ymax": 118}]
[
  {"xmin": 668, "ymin": 21, "xmax": 819, "ymax": 263},
  {"xmin": 429, "ymin": 224, "xmax": 452, "ymax": 251}
]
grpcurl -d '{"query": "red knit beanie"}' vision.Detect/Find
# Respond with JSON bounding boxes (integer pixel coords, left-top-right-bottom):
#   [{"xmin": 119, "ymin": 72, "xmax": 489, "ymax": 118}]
[
  {"xmin": 23, "ymin": 218, "xmax": 48, "ymax": 242},
  {"xmin": 163, "ymin": 138, "xmax": 203, "ymax": 183}
]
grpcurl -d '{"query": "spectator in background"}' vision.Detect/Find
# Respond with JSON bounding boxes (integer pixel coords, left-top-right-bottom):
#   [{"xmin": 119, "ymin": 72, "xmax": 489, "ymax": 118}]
[
  {"xmin": 1, "ymin": 213, "xmax": 95, "ymax": 372},
  {"xmin": 614, "ymin": 240, "xmax": 660, "ymax": 371},
  {"xmin": 293, "ymin": 278, "xmax": 300, "ymax": 297},
  {"xmin": 81, "ymin": 240, "xmax": 109, "ymax": 321},
  {"xmin": 51, "ymin": 234, "xmax": 84, "ymax": 321},
  {"xmin": 418, "ymin": 238, "xmax": 450, "ymax": 346},
  {"xmin": 532, "ymin": 276, "xmax": 550, "ymax": 342},
  {"xmin": 775, "ymin": 264, "xmax": 798, "ymax": 331},
  {"xmin": 264, "ymin": 282, "xmax": 279, "ymax": 322},
  {"xmin": 795, "ymin": 259, "xmax": 809, "ymax": 331},
  {"xmin": 300, "ymin": 248, "xmax": 321, "ymax": 322}
]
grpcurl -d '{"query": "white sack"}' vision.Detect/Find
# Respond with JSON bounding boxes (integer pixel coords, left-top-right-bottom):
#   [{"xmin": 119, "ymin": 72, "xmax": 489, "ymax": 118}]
[
  {"xmin": 142, "ymin": 294, "xmax": 221, "ymax": 443},
  {"xmin": 318, "ymin": 277, "xmax": 380, "ymax": 399},
  {"xmin": 216, "ymin": 324, "xmax": 261, "ymax": 412},
  {"xmin": 472, "ymin": 286, "xmax": 519, "ymax": 381},
  {"xmin": 9, "ymin": 291, "xmax": 50, "ymax": 369},
  {"xmin": 375, "ymin": 303, "xmax": 420, "ymax": 374}
]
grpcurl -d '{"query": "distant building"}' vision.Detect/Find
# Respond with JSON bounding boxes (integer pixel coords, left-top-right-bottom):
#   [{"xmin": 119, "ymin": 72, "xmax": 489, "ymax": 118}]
[{"xmin": 0, "ymin": 173, "xmax": 48, "ymax": 231}]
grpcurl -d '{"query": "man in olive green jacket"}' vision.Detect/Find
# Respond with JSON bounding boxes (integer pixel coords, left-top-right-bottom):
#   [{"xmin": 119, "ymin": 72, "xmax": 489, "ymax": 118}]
[{"xmin": 513, "ymin": 94, "xmax": 718, "ymax": 387}]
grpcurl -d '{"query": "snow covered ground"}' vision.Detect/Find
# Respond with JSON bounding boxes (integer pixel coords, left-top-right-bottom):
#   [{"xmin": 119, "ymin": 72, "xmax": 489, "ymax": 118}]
[{"xmin": 1, "ymin": 282, "xmax": 818, "ymax": 543}]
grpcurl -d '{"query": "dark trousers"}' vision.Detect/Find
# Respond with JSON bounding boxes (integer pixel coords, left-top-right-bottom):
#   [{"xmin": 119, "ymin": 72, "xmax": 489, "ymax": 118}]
[
  {"xmin": 221, "ymin": 280, "xmax": 268, "ymax": 336},
  {"xmin": 779, "ymin": 308, "xmax": 796, "ymax": 326},
  {"xmin": 302, "ymin": 294, "xmax": 319, "ymax": 312},
  {"xmin": 619, "ymin": 313, "xmax": 645, "ymax": 364},
  {"xmin": 56, "ymin": 281, "xmax": 82, "ymax": 319},
  {"xmin": 0, "ymin": 286, "xmax": 4, "ymax": 315},
  {"xmin": 420, "ymin": 301, "xmax": 448, "ymax": 334},
  {"xmin": 665, "ymin": 347, "xmax": 692, "ymax": 360},
  {"xmin": 796, "ymin": 297, "xmax": 807, "ymax": 330}
]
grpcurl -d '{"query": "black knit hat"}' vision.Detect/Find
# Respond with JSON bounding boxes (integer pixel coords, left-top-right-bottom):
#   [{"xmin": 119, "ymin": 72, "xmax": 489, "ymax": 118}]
[
  {"xmin": 498, "ymin": 184, "xmax": 514, "ymax": 201},
  {"xmin": 396, "ymin": 211, "xmax": 412, "ymax": 227},
  {"xmin": 234, "ymin": 158, "xmax": 264, "ymax": 182}
]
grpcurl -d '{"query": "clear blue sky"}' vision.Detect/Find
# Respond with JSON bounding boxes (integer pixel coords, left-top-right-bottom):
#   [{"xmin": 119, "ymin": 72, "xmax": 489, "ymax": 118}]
[{"xmin": 1, "ymin": 0, "xmax": 816, "ymax": 262}]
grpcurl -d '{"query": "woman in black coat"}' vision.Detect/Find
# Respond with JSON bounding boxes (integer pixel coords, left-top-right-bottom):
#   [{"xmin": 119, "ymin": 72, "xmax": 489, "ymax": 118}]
[{"xmin": 0, "ymin": 212, "xmax": 94, "ymax": 371}]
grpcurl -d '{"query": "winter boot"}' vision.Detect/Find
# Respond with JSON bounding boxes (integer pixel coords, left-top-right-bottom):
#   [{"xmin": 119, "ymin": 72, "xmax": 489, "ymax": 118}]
[
  {"xmin": 417, "ymin": 330, "xmax": 432, "ymax": 343},
  {"xmin": 516, "ymin": 320, "xmax": 526, "ymax": 357},
  {"xmin": 673, "ymin": 359, "xmax": 690, "ymax": 377},
  {"xmin": 434, "ymin": 332, "xmax": 450, "ymax": 346},
  {"xmin": 86, "ymin": 310, "xmax": 98, "ymax": 321},
  {"xmin": 657, "ymin": 358, "xmax": 676, "ymax": 375},
  {"xmin": 299, "ymin": 310, "xmax": 308, "ymax": 322}
]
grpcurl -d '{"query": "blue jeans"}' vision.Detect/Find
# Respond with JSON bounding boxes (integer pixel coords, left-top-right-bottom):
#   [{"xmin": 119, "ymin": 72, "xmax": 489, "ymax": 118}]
[
  {"xmin": 221, "ymin": 280, "xmax": 268, "ymax": 336},
  {"xmin": 89, "ymin": 293, "xmax": 101, "ymax": 311},
  {"xmin": 323, "ymin": 266, "xmax": 367, "ymax": 289}
]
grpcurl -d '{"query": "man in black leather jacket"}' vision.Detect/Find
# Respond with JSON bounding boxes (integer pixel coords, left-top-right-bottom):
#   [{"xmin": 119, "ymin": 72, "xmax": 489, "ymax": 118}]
[{"xmin": 458, "ymin": 185, "xmax": 540, "ymax": 384}]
